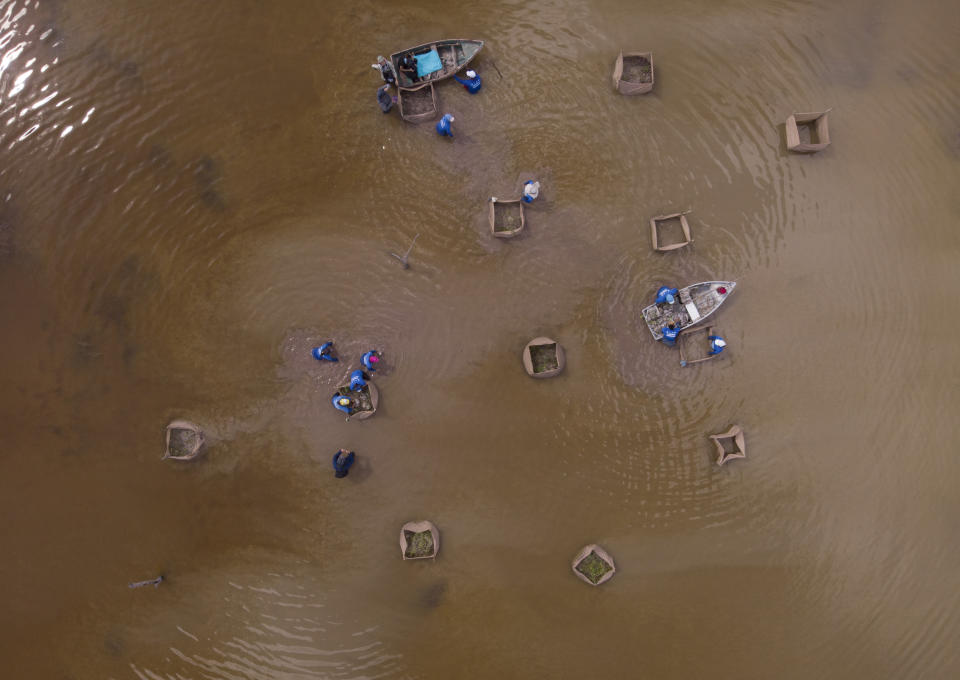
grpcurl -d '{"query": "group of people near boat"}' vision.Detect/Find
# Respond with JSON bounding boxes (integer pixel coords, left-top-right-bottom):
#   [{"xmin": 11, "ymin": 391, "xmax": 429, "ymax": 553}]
[
  {"xmin": 371, "ymin": 53, "xmax": 482, "ymax": 138},
  {"xmin": 313, "ymin": 342, "xmax": 382, "ymax": 477},
  {"xmin": 653, "ymin": 286, "xmax": 726, "ymax": 354}
]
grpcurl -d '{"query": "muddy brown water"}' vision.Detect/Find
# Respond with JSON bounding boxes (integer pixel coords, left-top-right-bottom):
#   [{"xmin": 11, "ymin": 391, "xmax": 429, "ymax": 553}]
[{"xmin": 1, "ymin": 0, "xmax": 959, "ymax": 677}]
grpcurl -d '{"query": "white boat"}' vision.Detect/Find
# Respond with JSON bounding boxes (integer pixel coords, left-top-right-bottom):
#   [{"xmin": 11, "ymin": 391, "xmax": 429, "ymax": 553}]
[{"xmin": 641, "ymin": 281, "xmax": 736, "ymax": 340}]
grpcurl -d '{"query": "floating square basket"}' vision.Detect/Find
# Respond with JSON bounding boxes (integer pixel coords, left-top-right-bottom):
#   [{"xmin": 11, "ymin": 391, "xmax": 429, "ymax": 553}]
[
  {"xmin": 522, "ymin": 337, "xmax": 565, "ymax": 378},
  {"xmin": 489, "ymin": 197, "xmax": 526, "ymax": 239},
  {"xmin": 163, "ymin": 419, "xmax": 204, "ymax": 461},
  {"xmin": 709, "ymin": 425, "xmax": 746, "ymax": 466},
  {"xmin": 400, "ymin": 520, "xmax": 440, "ymax": 560},
  {"xmin": 678, "ymin": 326, "xmax": 721, "ymax": 367},
  {"xmin": 613, "ymin": 51, "xmax": 654, "ymax": 95},
  {"xmin": 785, "ymin": 110, "xmax": 831, "ymax": 153},
  {"xmin": 572, "ymin": 544, "xmax": 616, "ymax": 586},
  {"xmin": 398, "ymin": 82, "xmax": 439, "ymax": 123},
  {"xmin": 651, "ymin": 211, "xmax": 693, "ymax": 251}
]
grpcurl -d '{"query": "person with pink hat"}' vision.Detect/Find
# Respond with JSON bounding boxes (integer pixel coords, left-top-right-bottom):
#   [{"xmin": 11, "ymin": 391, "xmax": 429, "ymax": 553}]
[{"xmin": 361, "ymin": 350, "xmax": 382, "ymax": 372}]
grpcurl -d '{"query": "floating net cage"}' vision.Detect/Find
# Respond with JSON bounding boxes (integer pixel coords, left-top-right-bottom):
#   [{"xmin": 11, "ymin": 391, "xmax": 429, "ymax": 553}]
[
  {"xmin": 164, "ymin": 420, "xmax": 204, "ymax": 460},
  {"xmin": 400, "ymin": 520, "xmax": 440, "ymax": 560},
  {"xmin": 522, "ymin": 337, "xmax": 566, "ymax": 378},
  {"xmin": 785, "ymin": 110, "xmax": 831, "ymax": 153},
  {"xmin": 650, "ymin": 211, "xmax": 693, "ymax": 251},
  {"xmin": 613, "ymin": 51, "xmax": 654, "ymax": 95},
  {"xmin": 572, "ymin": 544, "xmax": 616, "ymax": 586},
  {"xmin": 399, "ymin": 82, "xmax": 439, "ymax": 123},
  {"xmin": 334, "ymin": 381, "xmax": 380, "ymax": 420},
  {"xmin": 489, "ymin": 198, "xmax": 525, "ymax": 238},
  {"xmin": 678, "ymin": 326, "xmax": 721, "ymax": 367},
  {"xmin": 709, "ymin": 424, "xmax": 746, "ymax": 466}
]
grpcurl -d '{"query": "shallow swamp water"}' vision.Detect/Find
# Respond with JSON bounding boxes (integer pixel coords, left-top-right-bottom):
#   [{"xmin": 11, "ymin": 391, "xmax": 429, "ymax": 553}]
[{"xmin": 1, "ymin": 0, "xmax": 959, "ymax": 678}]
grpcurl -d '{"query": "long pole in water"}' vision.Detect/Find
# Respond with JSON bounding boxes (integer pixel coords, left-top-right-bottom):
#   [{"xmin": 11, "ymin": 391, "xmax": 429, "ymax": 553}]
[
  {"xmin": 390, "ymin": 233, "xmax": 419, "ymax": 269},
  {"xmin": 489, "ymin": 58, "xmax": 503, "ymax": 80},
  {"xmin": 129, "ymin": 575, "xmax": 163, "ymax": 589}
]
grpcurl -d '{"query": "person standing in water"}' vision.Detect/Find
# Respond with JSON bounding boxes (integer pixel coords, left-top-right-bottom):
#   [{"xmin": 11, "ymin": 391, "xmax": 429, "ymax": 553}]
[
  {"xmin": 522, "ymin": 180, "xmax": 540, "ymax": 203},
  {"xmin": 377, "ymin": 83, "xmax": 395, "ymax": 113},
  {"xmin": 436, "ymin": 113, "xmax": 454, "ymax": 137},
  {"xmin": 362, "ymin": 350, "xmax": 381, "ymax": 372},
  {"xmin": 708, "ymin": 335, "xmax": 727, "ymax": 355},
  {"xmin": 662, "ymin": 323, "xmax": 679, "ymax": 346},
  {"xmin": 371, "ymin": 56, "xmax": 396, "ymax": 85},
  {"xmin": 453, "ymin": 69, "xmax": 482, "ymax": 94},
  {"xmin": 349, "ymin": 370, "xmax": 367, "ymax": 391},
  {"xmin": 332, "ymin": 449, "xmax": 356, "ymax": 478},
  {"xmin": 332, "ymin": 395, "xmax": 353, "ymax": 417},
  {"xmin": 655, "ymin": 286, "xmax": 679, "ymax": 305},
  {"xmin": 312, "ymin": 341, "xmax": 338, "ymax": 362}
]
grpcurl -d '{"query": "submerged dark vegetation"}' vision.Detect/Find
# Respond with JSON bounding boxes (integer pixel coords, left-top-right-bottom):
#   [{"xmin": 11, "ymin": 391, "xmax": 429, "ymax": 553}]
[
  {"xmin": 167, "ymin": 427, "xmax": 200, "ymax": 458},
  {"xmin": 404, "ymin": 530, "xmax": 435, "ymax": 558},
  {"xmin": 575, "ymin": 551, "xmax": 613, "ymax": 584},
  {"xmin": 493, "ymin": 202, "xmax": 522, "ymax": 231},
  {"xmin": 622, "ymin": 55, "xmax": 652, "ymax": 83},
  {"xmin": 529, "ymin": 343, "xmax": 559, "ymax": 373}
]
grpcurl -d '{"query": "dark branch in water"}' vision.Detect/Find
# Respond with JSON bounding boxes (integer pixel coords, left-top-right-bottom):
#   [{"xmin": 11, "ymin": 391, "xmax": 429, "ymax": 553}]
[
  {"xmin": 128, "ymin": 575, "xmax": 163, "ymax": 589},
  {"xmin": 390, "ymin": 233, "xmax": 420, "ymax": 269}
]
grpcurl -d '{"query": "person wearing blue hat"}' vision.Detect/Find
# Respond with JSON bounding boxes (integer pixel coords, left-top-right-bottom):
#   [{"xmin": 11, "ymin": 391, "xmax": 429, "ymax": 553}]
[
  {"xmin": 662, "ymin": 323, "xmax": 680, "ymax": 346},
  {"xmin": 708, "ymin": 335, "xmax": 727, "ymax": 355},
  {"xmin": 454, "ymin": 69, "xmax": 482, "ymax": 94},
  {"xmin": 655, "ymin": 286, "xmax": 679, "ymax": 305},
  {"xmin": 436, "ymin": 113, "xmax": 454, "ymax": 137},
  {"xmin": 332, "ymin": 449, "xmax": 356, "ymax": 479},
  {"xmin": 349, "ymin": 369, "xmax": 368, "ymax": 391},
  {"xmin": 312, "ymin": 341, "xmax": 338, "ymax": 362}
]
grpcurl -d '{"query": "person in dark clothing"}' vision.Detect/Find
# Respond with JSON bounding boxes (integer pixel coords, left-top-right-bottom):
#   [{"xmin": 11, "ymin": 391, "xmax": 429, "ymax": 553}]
[
  {"xmin": 332, "ymin": 449, "xmax": 355, "ymax": 478},
  {"xmin": 398, "ymin": 52, "xmax": 418, "ymax": 84},
  {"xmin": 312, "ymin": 341, "xmax": 338, "ymax": 362},
  {"xmin": 377, "ymin": 84, "xmax": 395, "ymax": 113},
  {"xmin": 372, "ymin": 56, "xmax": 396, "ymax": 85}
]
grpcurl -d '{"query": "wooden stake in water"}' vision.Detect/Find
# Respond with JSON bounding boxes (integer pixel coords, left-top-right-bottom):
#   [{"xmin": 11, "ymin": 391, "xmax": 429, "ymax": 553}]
[
  {"xmin": 128, "ymin": 575, "xmax": 163, "ymax": 589},
  {"xmin": 390, "ymin": 233, "xmax": 419, "ymax": 269}
]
